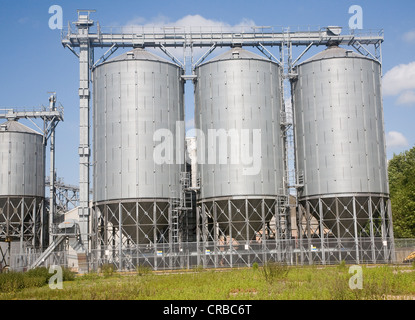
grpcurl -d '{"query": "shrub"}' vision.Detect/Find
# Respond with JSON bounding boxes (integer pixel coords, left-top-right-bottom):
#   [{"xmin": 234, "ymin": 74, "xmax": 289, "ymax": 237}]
[
  {"xmin": 136, "ymin": 265, "xmax": 152, "ymax": 276},
  {"xmin": 25, "ymin": 266, "xmax": 75, "ymax": 283},
  {"xmin": 261, "ymin": 262, "xmax": 290, "ymax": 284},
  {"xmin": 101, "ymin": 263, "xmax": 116, "ymax": 277},
  {"xmin": 337, "ymin": 260, "xmax": 347, "ymax": 271},
  {"xmin": 25, "ymin": 267, "xmax": 52, "ymax": 284},
  {"xmin": 23, "ymin": 276, "xmax": 46, "ymax": 288},
  {"xmin": 0, "ymin": 272, "xmax": 25, "ymax": 293},
  {"xmin": 252, "ymin": 262, "xmax": 259, "ymax": 271},
  {"xmin": 0, "ymin": 266, "xmax": 77, "ymax": 294},
  {"xmin": 62, "ymin": 268, "xmax": 76, "ymax": 281}
]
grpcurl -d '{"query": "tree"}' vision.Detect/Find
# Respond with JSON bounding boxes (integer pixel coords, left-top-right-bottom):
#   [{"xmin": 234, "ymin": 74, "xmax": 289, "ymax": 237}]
[{"xmin": 388, "ymin": 146, "xmax": 415, "ymax": 238}]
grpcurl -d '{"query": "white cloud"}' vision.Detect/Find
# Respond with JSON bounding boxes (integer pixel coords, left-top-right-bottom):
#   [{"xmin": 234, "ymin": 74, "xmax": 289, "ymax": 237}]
[
  {"xmin": 403, "ymin": 30, "xmax": 415, "ymax": 43},
  {"xmin": 121, "ymin": 14, "xmax": 256, "ymax": 61},
  {"xmin": 383, "ymin": 62, "xmax": 415, "ymax": 106},
  {"xmin": 386, "ymin": 131, "xmax": 409, "ymax": 148},
  {"xmin": 396, "ymin": 90, "xmax": 415, "ymax": 105},
  {"xmin": 124, "ymin": 14, "xmax": 256, "ymax": 32},
  {"xmin": 383, "ymin": 61, "xmax": 415, "ymax": 96}
]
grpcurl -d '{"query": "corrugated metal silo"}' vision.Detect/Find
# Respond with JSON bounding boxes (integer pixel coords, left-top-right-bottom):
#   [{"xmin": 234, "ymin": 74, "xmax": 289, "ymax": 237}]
[
  {"xmin": 0, "ymin": 120, "xmax": 45, "ymax": 246},
  {"xmin": 92, "ymin": 48, "xmax": 184, "ymax": 247},
  {"xmin": 292, "ymin": 45, "xmax": 393, "ymax": 262},
  {"xmin": 195, "ymin": 47, "xmax": 285, "ymax": 243}
]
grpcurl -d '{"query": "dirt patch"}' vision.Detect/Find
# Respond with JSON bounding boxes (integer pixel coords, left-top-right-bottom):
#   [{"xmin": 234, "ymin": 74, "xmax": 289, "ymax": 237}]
[{"xmin": 229, "ymin": 288, "xmax": 258, "ymax": 296}]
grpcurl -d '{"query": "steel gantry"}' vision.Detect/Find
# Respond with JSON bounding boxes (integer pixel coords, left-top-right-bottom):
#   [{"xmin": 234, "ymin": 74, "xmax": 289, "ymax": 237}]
[
  {"xmin": 61, "ymin": 10, "xmax": 384, "ymax": 269},
  {"xmin": 0, "ymin": 94, "xmax": 63, "ymax": 265},
  {"xmin": 45, "ymin": 176, "xmax": 80, "ymax": 214}
]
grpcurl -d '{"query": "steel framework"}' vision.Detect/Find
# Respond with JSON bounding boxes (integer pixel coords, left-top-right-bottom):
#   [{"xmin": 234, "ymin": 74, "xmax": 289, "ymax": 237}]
[
  {"xmin": 0, "ymin": 95, "xmax": 63, "ymax": 268},
  {"xmin": 45, "ymin": 177, "xmax": 80, "ymax": 215},
  {"xmin": 61, "ymin": 10, "xmax": 388, "ymax": 270},
  {"xmin": 296, "ymin": 194, "xmax": 395, "ymax": 264}
]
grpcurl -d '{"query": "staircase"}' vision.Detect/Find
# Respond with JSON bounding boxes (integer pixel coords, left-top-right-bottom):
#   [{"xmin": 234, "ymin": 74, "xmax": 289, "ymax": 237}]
[
  {"xmin": 28, "ymin": 219, "xmax": 86, "ymax": 270},
  {"xmin": 29, "ymin": 235, "xmax": 66, "ymax": 269}
]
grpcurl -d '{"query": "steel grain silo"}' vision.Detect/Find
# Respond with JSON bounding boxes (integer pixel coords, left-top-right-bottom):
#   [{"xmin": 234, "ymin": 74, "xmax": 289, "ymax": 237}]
[
  {"xmin": 92, "ymin": 48, "xmax": 184, "ymax": 247},
  {"xmin": 292, "ymin": 45, "xmax": 393, "ymax": 263},
  {"xmin": 0, "ymin": 120, "xmax": 45, "ymax": 247},
  {"xmin": 195, "ymin": 47, "xmax": 286, "ymax": 244}
]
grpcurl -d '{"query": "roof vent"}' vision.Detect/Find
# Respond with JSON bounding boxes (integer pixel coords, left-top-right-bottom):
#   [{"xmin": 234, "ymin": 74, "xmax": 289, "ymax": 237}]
[
  {"xmin": 326, "ymin": 26, "xmax": 342, "ymax": 36},
  {"xmin": 127, "ymin": 51, "xmax": 135, "ymax": 59},
  {"xmin": 232, "ymin": 51, "xmax": 240, "ymax": 59}
]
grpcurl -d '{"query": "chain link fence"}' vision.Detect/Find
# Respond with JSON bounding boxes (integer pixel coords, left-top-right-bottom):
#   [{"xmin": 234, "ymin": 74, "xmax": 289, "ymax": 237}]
[{"xmin": 5, "ymin": 237, "xmax": 414, "ymax": 273}]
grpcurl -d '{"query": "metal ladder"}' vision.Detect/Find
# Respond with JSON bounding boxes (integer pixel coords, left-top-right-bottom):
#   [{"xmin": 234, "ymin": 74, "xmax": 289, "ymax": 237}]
[
  {"xmin": 170, "ymin": 171, "xmax": 195, "ymax": 244},
  {"xmin": 170, "ymin": 192, "xmax": 181, "ymax": 244}
]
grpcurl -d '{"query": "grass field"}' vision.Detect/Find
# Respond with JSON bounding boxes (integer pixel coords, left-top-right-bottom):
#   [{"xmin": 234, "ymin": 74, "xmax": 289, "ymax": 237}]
[{"xmin": 0, "ymin": 263, "xmax": 414, "ymax": 300}]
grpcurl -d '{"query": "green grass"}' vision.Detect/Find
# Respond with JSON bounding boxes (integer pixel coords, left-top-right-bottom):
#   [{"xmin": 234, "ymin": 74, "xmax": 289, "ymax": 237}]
[
  {"xmin": 0, "ymin": 264, "xmax": 414, "ymax": 300},
  {"xmin": 0, "ymin": 267, "xmax": 75, "ymax": 294}
]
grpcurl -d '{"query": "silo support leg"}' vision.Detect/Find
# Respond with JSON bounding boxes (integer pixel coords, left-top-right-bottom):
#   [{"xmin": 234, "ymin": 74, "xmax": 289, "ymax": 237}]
[{"xmin": 352, "ymin": 196, "xmax": 360, "ymax": 264}]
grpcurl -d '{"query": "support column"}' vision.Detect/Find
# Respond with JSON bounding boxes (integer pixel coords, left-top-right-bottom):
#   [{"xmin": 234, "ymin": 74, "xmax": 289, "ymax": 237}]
[
  {"xmin": 380, "ymin": 197, "xmax": 388, "ymax": 262},
  {"xmin": 262, "ymin": 200, "xmax": 267, "ymax": 264},
  {"xmin": 78, "ymin": 36, "xmax": 91, "ymax": 259},
  {"xmin": 74, "ymin": 13, "xmax": 94, "ymax": 273},
  {"xmin": 305, "ymin": 201, "xmax": 312, "ymax": 265},
  {"xmin": 49, "ymin": 119, "xmax": 56, "ymax": 246},
  {"xmin": 335, "ymin": 198, "xmax": 342, "ymax": 262},
  {"xmin": 228, "ymin": 199, "xmax": 232, "ymax": 268},
  {"xmin": 368, "ymin": 196, "xmax": 376, "ymax": 263},
  {"xmin": 118, "ymin": 202, "xmax": 122, "ymax": 271},
  {"xmin": 153, "ymin": 201, "xmax": 158, "ymax": 270},
  {"xmin": 318, "ymin": 198, "xmax": 325, "ymax": 265},
  {"xmin": 196, "ymin": 204, "xmax": 200, "ymax": 267},
  {"xmin": 213, "ymin": 202, "xmax": 218, "ymax": 268},
  {"xmin": 352, "ymin": 196, "xmax": 360, "ymax": 264},
  {"xmin": 386, "ymin": 198, "xmax": 395, "ymax": 263},
  {"xmin": 32, "ymin": 198, "xmax": 37, "ymax": 249},
  {"xmin": 20, "ymin": 199, "xmax": 24, "ymax": 254}
]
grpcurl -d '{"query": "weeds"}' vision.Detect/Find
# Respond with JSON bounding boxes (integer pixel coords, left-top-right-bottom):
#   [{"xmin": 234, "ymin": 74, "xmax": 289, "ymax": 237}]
[
  {"xmin": 101, "ymin": 263, "xmax": 116, "ymax": 277},
  {"xmin": 136, "ymin": 265, "xmax": 152, "ymax": 276},
  {"xmin": 193, "ymin": 264, "xmax": 205, "ymax": 273},
  {"xmin": 78, "ymin": 270, "xmax": 100, "ymax": 281},
  {"xmin": 0, "ymin": 267, "xmax": 75, "ymax": 293},
  {"xmin": 0, "ymin": 272, "xmax": 25, "ymax": 293},
  {"xmin": 261, "ymin": 262, "xmax": 290, "ymax": 284},
  {"xmin": 1, "ymin": 264, "xmax": 413, "ymax": 300},
  {"xmin": 337, "ymin": 260, "xmax": 347, "ymax": 271}
]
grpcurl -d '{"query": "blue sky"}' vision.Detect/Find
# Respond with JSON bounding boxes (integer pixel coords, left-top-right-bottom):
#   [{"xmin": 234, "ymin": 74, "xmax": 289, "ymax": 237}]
[{"xmin": 0, "ymin": 0, "xmax": 414, "ymax": 186}]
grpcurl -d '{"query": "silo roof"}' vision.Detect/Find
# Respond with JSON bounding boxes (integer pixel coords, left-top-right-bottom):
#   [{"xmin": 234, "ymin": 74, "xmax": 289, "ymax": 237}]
[
  {"xmin": 299, "ymin": 45, "xmax": 373, "ymax": 65},
  {"xmin": 200, "ymin": 47, "xmax": 271, "ymax": 65},
  {"xmin": 0, "ymin": 120, "xmax": 42, "ymax": 135},
  {"xmin": 105, "ymin": 48, "xmax": 173, "ymax": 64}
]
